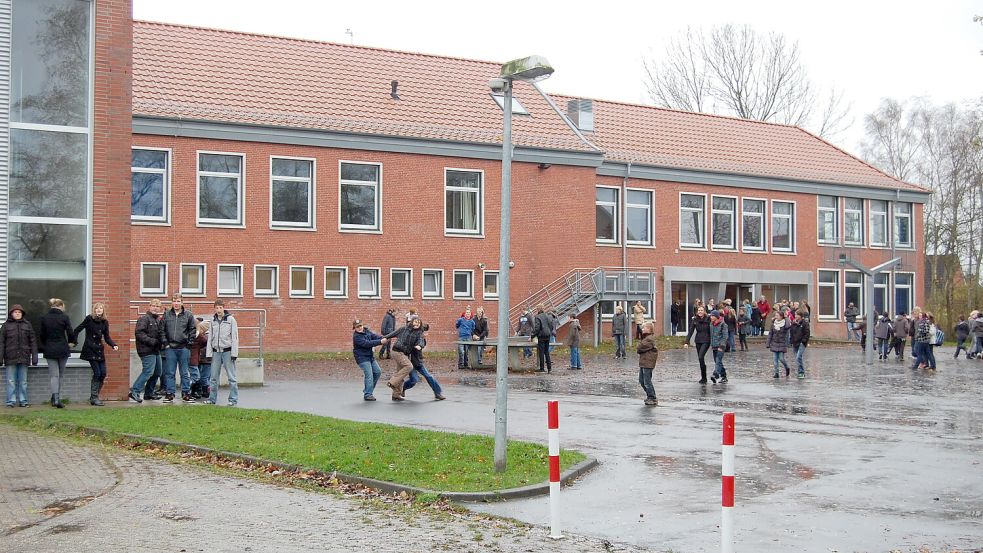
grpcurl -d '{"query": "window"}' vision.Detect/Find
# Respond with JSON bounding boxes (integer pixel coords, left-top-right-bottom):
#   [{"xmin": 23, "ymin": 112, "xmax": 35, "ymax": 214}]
[
  {"xmin": 817, "ymin": 270, "xmax": 839, "ymax": 320},
  {"xmin": 771, "ymin": 201, "xmax": 795, "ymax": 253},
  {"xmin": 895, "ymin": 273, "xmax": 914, "ymax": 316},
  {"xmin": 490, "ymin": 93, "xmax": 530, "ymax": 115},
  {"xmin": 324, "ymin": 267, "xmax": 348, "ymax": 298},
  {"xmin": 742, "ymin": 199, "xmax": 766, "ymax": 251},
  {"xmin": 595, "ymin": 186, "xmax": 619, "ymax": 243},
  {"xmin": 844, "ymin": 198, "xmax": 864, "ymax": 246},
  {"xmin": 483, "ymin": 271, "xmax": 499, "ymax": 300},
  {"xmin": 198, "ymin": 152, "xmax": 244, "ymax": 226},
  {"xmin": 217, "ymin": 265, "xmax": 243, "ymax": 296},
  {"xmin": 339, "ymin": 162, "xmax": 381, "ymax": 231},
  {"xmin": 254, "ymin": 265, "xmax": 279, "ymax": 297},
  {"xmin": 180, "ymin": 263, "xmax": 205, "ymax": 296},
  {"xmin": 271, "ymin": 157, "xmax": 314, "ymax": 229},
  {"xmin": 423, "ymin": 269, "xmax": 444, "ymax": 299},
  {"xmin": 453, "ymin": 270, "xmax": 474, "ymax": 299},
  {"xmin": 844, "ymin": 271, "xmax": 863, "ymax": 311},
  {"xmin": 626, "ymin": 189, "xmax": 653, "ymax": 246},
  {"xmin": 711, "ymin": 196, "xmax": 736, "ymax": 249},
  {"xmin": 817, "ymin": 196, "xmax": 838, "ymax": 244},
  {"xmin": 679, "ymin": 193, "xmax": 706, "ymax": 248},
  {"xmin": 445, "ymin": 169, "xmax": 483, "ymax": 235},
  {"xmin": 869, "ymin": 200, "xmax": 888, "ymax": 247},
  {"xmin": 894, "ymin": 202, "xmax": 912, "ymax": 247},
  {"xmin": 390, "ymin": 268, "xmax": 412, "ymax": 299},
  {"xmin": 132, "ymin": 148, "xmax": 169, "ymax": 223},
  {"xmin": 357, "ymin": 268, "xmax": 380, "ymax": 298},
  {"xmin": 289, "ymin": 266, "xmax": 314, "ymax": 297},
  {"xmin": 140, "ymin": 263, "xmax": 167, "ymax": 296},
  {"xmin": 874, "ymin": 273, "xmax": 889, "ymax": 315}
]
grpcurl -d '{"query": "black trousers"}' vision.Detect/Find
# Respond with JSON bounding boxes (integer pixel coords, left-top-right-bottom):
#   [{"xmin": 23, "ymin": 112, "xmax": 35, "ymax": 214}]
[
  {"xmin": 537, "ymin": 339, "xmax": 552, "ymax": 372},
  {"xmin": 696, "ymin": 342, "xmax": 710, "ymax": 382}
]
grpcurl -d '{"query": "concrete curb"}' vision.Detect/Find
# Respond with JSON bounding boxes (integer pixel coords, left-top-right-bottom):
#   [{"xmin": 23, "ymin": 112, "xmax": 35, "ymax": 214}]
[{"xmin": 47, "ymin": 421, "xmax": 599, "ymax": 502}]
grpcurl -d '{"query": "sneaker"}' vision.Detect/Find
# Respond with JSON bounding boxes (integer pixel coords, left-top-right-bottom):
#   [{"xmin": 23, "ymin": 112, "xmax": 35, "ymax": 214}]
[
  {"xmin": 720, "ymin": 377, "xmax": 728, "ymax": 383},
  {"xmin": 5, "ymin": 404, "xmax": 14, "ymax": 408},
  {"xmin": 128, "ymin": 392, "xmax": 143, "ymax": 404},
  {"xmin": 434, "ymin": 394, "xmax": 446, "ymax": 401},
  {"xmin": 773, "ymin": 373, "xmax": 780, "ymax": 379},
  {"xmin": 18, "ymin": 403, "xmax": 29, "ymax": 408},
  {"xmin": 797, "ymin": 373, "xmax": 805, "ymax": 379},
  {"xmin": 644, "ymin": 398, "xmax": 658, "ymax": 406},
  {"xmin": 201, "ymin": 399, "xmax": 216, "ymax": 405},
  {"xmin": 698, "ymin": 379, "xmax": 707, "ymax": 384},
  {"xmin": 228, "ymin": 402, "xmax": 237, "ymax": 407},
  {"xmin": 182, "ymin": 394, "xmax": 196, "ymax": 403},
  {"xmin": 163, "ymin": 394, "xmax": 174, "ymax": 403},
  {"xmin": 710, "ymin": 375, "xmax": 718, "ymax": 384},
  {"xmin": 364, "ymin": 395, "xmax": 377, "ymax": 401}
]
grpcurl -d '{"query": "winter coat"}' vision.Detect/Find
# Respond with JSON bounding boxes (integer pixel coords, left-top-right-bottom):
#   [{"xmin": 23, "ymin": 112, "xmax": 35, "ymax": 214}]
[
  {"xmin": 533, "ymin": 312, "xmax": 554, "ymax": 339},
  {"xmin": 632, "ymin": 304, "xmax": 646, "ymax": 325},
  {"xmin": 874, "ymin": 319, "xmax": 894, "ymax": 340},
  {"xmin": 723, "ymin": 311, "xmax": 738, "ymax": 333},
  {"xmin": 955, "ymin": 320, "xmax": 971, "ymax": 341},
  {"xmin": 751, "ymin": 307, "xmax": 762, "ymax": 325},
  {"xmin": 516, "ymin": 313, "xmax": 533, "ymax": 336},
  {"xmin": 40, "ymin": 308, "xmax": 75, "ymax": 359},
  {"xmin": 190, "ymin": 332, "xmax": 209, "ymax": 366},
  {"xmin": 908, "ymin": 317, "xmax": 917, "ymax": 339},
  {"xmin": 709, "ymin": 320, "xmax": 728, "ymax": 349},
  {"xmin": 611, "ymin": 312, "xmax": 628, "ymax": 336},
  {"xmin": 756, "ymin": 300, "xmax": 771, "ymax": 319},
  {"xmin": 0, "ymin": 306, "xmax": 37, "ymax": 366},
  {"xmin": 914, "ymin": 318, "xmax": 932, "ymax": 344},
  {"xmin": 207, "ymin": 312, "xmax": 239, "ymax": 358},
  {"xmin": 670, "ymin": 303, "xmax": 681, "ymax": 325},
  {"xmin": 456, "ymin": 316, "xmax": 476, "ymax": 340},
  {"xmin": 973, "ymin": 318, "xmax": 983, "ymax": 339},
  {"xmin": 565, "ymin": 319, "xmax": 581, "ymax": 348},
  {"xmin": 636, "ymin": 335, "xmax": 659, "ymax": 369},
  {"xmin": 687, "ymin": 315, "xmax": 711, "ymax": 345},
  {"xmin": 767, "ymin": 321, "xmax": 790, "ymax": 353},
  {"xmin": 385, "ymin": 325, "xmax": 425, "ymax": 354},
  {"xmin": 381, "ymin": 312, "xmax": 396, "ymax": 335},
  {"xmin": 737, "ymin": 314, "xmax": 751, "ymax": 336},
  {"xmin": 892, "ymin": 316, "xmax": 909, "ymax": 339},
  {"xmin": 844, "ymin": 306, "xmax": 860, "ymax": 323},
  {"xmin": 74, "ymin": 315, "xmax": 117, "ymax": 362},
  {"xmin": 352, "ymin": 328, "xmax": 383, "ymax": 364},
  {"xmin": 549, "ymin": 313, "xmax": 559, "ymax": 336},
  {"xmin": 163, "ymin": 307, "xmax": 197, "ymax": 348},
  {"xmin": 135, "ymin": 311, "xmax": 166, "ymax": 357},
  {"xmin": 790, "ymin": 319, "xmax": 811, "ymax": 347},
  {"xmin": 473, "ymin": 316, "xmax": 489, "ymax": 341}
]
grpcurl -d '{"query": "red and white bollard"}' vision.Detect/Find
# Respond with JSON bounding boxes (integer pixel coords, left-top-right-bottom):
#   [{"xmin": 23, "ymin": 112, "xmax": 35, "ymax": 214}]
[
  {"xmin": 721, "ymin": 412, "xmax": 735, "ymax": 553},
  {"xmin": 547, "ymin": 400, "xmax": 562, "ymax": 539}
]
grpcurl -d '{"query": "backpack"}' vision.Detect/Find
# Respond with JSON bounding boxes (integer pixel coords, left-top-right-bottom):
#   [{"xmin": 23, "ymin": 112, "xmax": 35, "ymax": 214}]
[{"xmin": 933, "ymin": 326, "xmax": 944, "ymax": 346}]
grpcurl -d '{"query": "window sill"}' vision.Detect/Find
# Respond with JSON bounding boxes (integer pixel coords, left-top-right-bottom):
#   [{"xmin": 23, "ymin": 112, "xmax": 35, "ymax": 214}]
[
  {"xmin": 131, "ymin": 220, "xmax": 171, "ymax": 227},
  {"xmin": 139, "ymin": 292, "xmax": 168, "ymax": 297},
  {"xmin": 422, "ymin": 295, "xmax": 444, "ymax": 300},
  {"xmin": 626, "ymin": 243, "xmax": 655, "ymax": 249},
  {"xmin": 445, "ymin": 231, "xmax": 485, "ymax": 239},
  {"xmin": 390, "ymin": 294, "xmax": 413, "ymax": 300},
  {"xmin": 324, "ymin": 294, "xmax": 348, "ymax": 299},
  {"xmin": 771, "ymin": 250, "xmax": 797, "ymax": 256},
  {"xmin": 271, "ymin": 225, "xmax": 317, "ymax": 232},
  {"xmin": 197, "ymin": 222, "xmax": 245, "ymax": 229},
  {"xmin": 679, "ymin": 245, "xmax": 708, "ymax": 251},
  {"xmin": 339, "ymin": 227, "xmax": 382, "ymax": 235},
  {"xmin": 740, "ymin": 248, "xmax": 768, "ymax": 254},
  {"xmin": 217, "ymin": 293, "xmax": 244, "ymax": 298},
  {"xmin": 595, "ymin": 241, "xmax": 622, "ymax": 248},
  {"xmin": 254, "ymin": 294, "xmax": 279, "ymax": 298},
  {"xmin": 290, "ymin": 294, "xmax": 315, "ymax": 299},
  {"xmin": 453, "ymin": 295, "xmax": 475, "ymax": 300},
  {"xmin": 357, "ymin": 295, "xmax": 381, "ymax": 300},
  {"xmin": 710, "ymin": 245, "xmax": 738, "ymax": 252}
]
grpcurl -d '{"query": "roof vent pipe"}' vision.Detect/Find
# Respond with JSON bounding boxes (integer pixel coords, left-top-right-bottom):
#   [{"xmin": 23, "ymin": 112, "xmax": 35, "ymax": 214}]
[{"xmin": 390, "ymin": 80, "xmax": 400, "ymax": 100}]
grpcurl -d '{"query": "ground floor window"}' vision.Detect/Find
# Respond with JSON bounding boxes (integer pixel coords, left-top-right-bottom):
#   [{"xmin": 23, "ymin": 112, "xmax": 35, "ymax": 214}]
[
  {"xmin": 140, "ymin": 262, "xmax": 167, "ymax": 296},
  {"xmin": 290, "ymin": 266, "xmax": 314, "ymax": 297},
  {"xmin": 483, "ymin": 271, "xmax": 499, "ymax": 300},
  {"xmin": 894, "ymin": 273, "xmax": 913, "ymax": 315},
  {"xmin": 217, "ymin": 265, "xmax": 243, "ymax": 296},
  {"xmin": 324, "ymin": 267, "xmax": 347, "ymax": 298},
  {"xmin": 844, "ymin": 271, "xmax": 863, "ymax": 311},
  {"xmin": 817, "ymin": 270, "xmax": 839, "ymax": 319}
]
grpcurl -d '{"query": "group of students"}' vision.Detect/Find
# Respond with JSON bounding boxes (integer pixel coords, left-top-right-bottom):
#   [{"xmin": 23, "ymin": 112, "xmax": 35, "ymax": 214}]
[{"xmin": 353, "ymin": 307, "xmax": 445, "ymax": 402}]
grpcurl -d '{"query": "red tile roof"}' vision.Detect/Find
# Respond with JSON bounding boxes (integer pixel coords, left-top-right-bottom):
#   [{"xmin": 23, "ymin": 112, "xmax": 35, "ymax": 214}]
[
  {"xmin": 132, "ymin": 21, "xmax": 596, "ymax": 153},
  {"xmin": 554, "ymin": 96, "xmax": 925, "ymax": 192}
]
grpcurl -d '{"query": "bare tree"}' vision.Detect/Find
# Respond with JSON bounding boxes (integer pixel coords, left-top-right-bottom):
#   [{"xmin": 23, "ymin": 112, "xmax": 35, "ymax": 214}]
[{"xmin": 642, "ymin": 24, "xmax": 852, "ymax": 140}]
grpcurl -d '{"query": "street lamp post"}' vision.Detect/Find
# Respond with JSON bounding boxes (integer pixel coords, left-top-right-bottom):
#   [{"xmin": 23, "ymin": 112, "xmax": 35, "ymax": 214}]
[
  {"xmin": 491, "ymin": 56, "xmax": 554, "ymax": 473},
  {"xmin": 838, "ymin": 255, "xmax": 902, "ymax": 365}
]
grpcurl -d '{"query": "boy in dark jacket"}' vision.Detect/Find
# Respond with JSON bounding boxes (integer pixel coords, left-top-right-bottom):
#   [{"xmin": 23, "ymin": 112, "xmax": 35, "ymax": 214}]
[
  {"xmin": 954, "ymin": 315, "xmax": 971, "ymax": 359},
  {"xmin": 384, "ymin": 318, "xmax": 425, "ymax": 401},
  {"xmin": 636, "ymin": 323, "xmax": 659, "ymax": 406},
  {"xmin": 1, "ymin": 305, "xmax": 38, "ymax": 407},
  {"xmin": 353, "ymin": 319, "xmax": 385, "ymax": 401},
  {"xmin": 789, "ymin": 313, "xmax": 810, "ymax": 377},
  {"xmin": 533, "ymin": 305, "xmax": 555, "ymax": 373},
  {"xmin": 403, "ymin": 324, "xmax": 446, "ymax": 401},
  {"xmin": 129, "ymin": 299, "xmax": 166, "ymax": 403},
  {"xmin": 379, "ymin": 309, "xmax": 396, "ymax": 360}
]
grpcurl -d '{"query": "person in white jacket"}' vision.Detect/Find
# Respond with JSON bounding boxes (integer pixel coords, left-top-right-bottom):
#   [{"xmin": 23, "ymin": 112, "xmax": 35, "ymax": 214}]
[{"xmin": 205, "ymin": 300, "xmax": 239, "ymax": 406}]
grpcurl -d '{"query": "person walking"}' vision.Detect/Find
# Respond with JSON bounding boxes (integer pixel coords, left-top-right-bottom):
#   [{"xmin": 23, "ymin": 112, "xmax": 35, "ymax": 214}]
[
  {"xmin": 892, "ymin": 312, "xmax": 909, "ymax": 361},
  {"xmin": 670, "ymin": 300, "xmax": 681, "ymax": 335},
  {"xmin": 40, "ymin": 298, "xmax": 75, "ymax": 408},
  {"xmin": 768, "ymin": 311, "xmax": 791, "ymax": 378},
  {"xmin": 632, "ymin": 301, "xmax": 647, "ymax": 340},
  {"xmin": 971, "ymin": 311, "xmax": 983, "ymax": 360},
  {"xmin": 379, "ymin": 308, "xmax": 396, "ymax": 360},
  {"xmin": 129, "ymin": 299, "xmax": 166, "ymax": 403},
  {"xmin": 402, "ymin": 323, "xmax": 446, "ymax": 401},
  {"xmin": 352, "ymin": 319, "xmax": 385, "ymax": 401},
  {"xmin": 737, "ymin": 308, "xmax": 750, "ymax": 351},
  {"xmin": 954, "ymin": 315, "xmax": 971, "ymax": 359},
  {"xmin": 533, "ymin": 304, "xmax": 555, "ymax": 373},
  {"xmin": 636, "ymin": 323, "xmax": 659, "ymax": 406},
  {"xmin": 722, "ymin": 305, "xmax": 738, "ymax": 353},
  {"xmin": 74, "ymin": 303, "xmax": 119, "ymax": 406},
  {"xmin": 684, "ymin": 306, "xmax": 712, "ymax": 384},
  {"xmin": 566, "ymin": 318, "xmax": 583, "ymax": 370},
  {"xmin": 205, "ymin": 300, "xmax": 239, "ymax": 406},
  {"xmin": 925, "ymin": 313, "xmax": 939, "ymax": 370},
  {"xmin": 910, "ymin": 309, "xmax": 930, "ymax": 370},
  {"xmin": 472, "ymin": 306, "xmax": 489, "ymax": 365},
  {"xmin": 384, "ymin": 317, "xmax": 425, "ymax": 400},
  {"xmin": 1, "ymin": 305, "xmax": 37, "ymax": 408},
  {"xmin": 789, "ymin": 311, "xmax": 810, "ymax": 378},
  {"xmin": 873, "ymin": 314, "xmax": 894, "ymax": 360},
  {"xmin": 612, "ymin": 305, "xmax": 628, "ymax": 360},
  {"xmin": 709, "ymin": 310, "xmax": 728, "ymax": 384},
  {"xmin": 455, "ymin": 307, "xmax": 476, "ymax": 369},
  {"xmin": 844, "ymin": 302, "xmax": 860, "ymax": 341},
  {"xmin": 162, "ymin": 294, "xmax": 198, "ymax": 403}
]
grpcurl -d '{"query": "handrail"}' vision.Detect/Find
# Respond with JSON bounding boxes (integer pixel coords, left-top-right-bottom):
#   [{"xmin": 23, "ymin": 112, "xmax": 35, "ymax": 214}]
[{"xmin": 127, "ymin": 301, "xmax": 266, "ymax": 359}]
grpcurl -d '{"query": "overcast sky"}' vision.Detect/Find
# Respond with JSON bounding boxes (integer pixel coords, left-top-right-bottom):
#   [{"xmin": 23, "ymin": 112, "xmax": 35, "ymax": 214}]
[{"xmin": 134, "ymin": 0, "xmax": 983, "ymax": 152}]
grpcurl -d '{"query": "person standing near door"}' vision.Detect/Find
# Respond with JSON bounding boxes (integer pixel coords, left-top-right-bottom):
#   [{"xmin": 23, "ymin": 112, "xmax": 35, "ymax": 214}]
[
  {"xmin": 533, "ymin": 304, "xmax": 555, "ymax": 373},
  {"xmin": 670, "ymin": 300, "xmax": 681, "ymax": 335},
  {"xmin": 612, "ymin": 305, "xmax": 629, "ymax": 360},
  {"xmin": 632, "ymin": 301, "xmax": 647, "ymax": 340}
]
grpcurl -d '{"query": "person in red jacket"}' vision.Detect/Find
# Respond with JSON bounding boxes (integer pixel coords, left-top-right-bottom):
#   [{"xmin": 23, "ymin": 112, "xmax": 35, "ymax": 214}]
[{"xmin": 756, "ymin": 296, "xmax": 772, "ymax": 333}]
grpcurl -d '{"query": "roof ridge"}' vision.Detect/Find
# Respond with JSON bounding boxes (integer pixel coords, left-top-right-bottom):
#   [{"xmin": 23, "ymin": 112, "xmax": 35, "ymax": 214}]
[{"xmin": 133, "ymin": 19, "xmax": 506, "ymax": 69}]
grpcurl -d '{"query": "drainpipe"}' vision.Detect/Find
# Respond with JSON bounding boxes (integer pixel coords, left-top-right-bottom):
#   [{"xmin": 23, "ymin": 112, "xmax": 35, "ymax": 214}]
[{"xmin": 623, "ymin": 162, "xmax": 632, "ymax": 347}]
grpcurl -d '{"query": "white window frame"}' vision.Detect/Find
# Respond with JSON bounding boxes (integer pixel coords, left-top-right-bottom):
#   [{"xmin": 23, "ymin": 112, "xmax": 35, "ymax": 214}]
[
  {"xmin": 453, "ymin": 269, "xmax": 474, "ymax": 299},
  {"xmin": 179, "ymin": 263, "xmax": 206, "ymax": 296},
  {"xmin": 490, "ymin": 93, "xmax": 530, "ymax": 115},
  {"xmin": 894, "ymin": 202, "xmax": 913, "ymax": 248},
  {"xmin": 357, "ymin": 267, "xmax": 381, "ymax": 299},
  {"xmin": 216, "ymin": 264, "xmax": 244, "ymax": 297},
  {"xmin": 269, "ymin": 155, "xmax": 316, "ymax": 231},
  {"xmin": 710, "ymin": 195, "xmax": 737, "ymax": 250},
  {"xmin": 869, "ymin": 200, "xmax": 889, "ymax": 248},
  {"xmin": 324, "ymin": 266, "xmax": 348, "ymax": 298},
  {"xmin": 338, "ymin": 160, "xmax": 382, "ymax": 233},
  {"xmin": 741, "ymin": 197, "xmax": 767, "ymax": 253},
  {"xmin": 894, "ymin": 272, "xmax": 915, "ymax": 316},
  {"xmin": 483, "ymin": 270, "xmax": 499, "ymax": 300},
  {"xmin": 625, "ymin": 187, "xmax": 654, "ymax": 247},
  {"xmin": 843, "ymin": 197, "xmax": 865, "ymax": 247},
  {"xmin": 595, "ymin": 185, "xmax": 620, "ymax": 245},
  {"xmin": 140, "ymin": 262, "xmax": 167, "ymax": 297},
  {"xmin": 817, "ymin": 269, "xmax": 840, "ymax": 320},
  {"xmin": 253, "ymin": 265, "xmax": 279, "ymax": 297},
  {"xmin": 874, "ymin": 272, "xmax": 890, "ymax": 315},
  {"xmin": 288, "ymin": 265, "xmax": 314, "ymax": 298},
  {"xmin": 817, "ymin": 195, "xmax": 838, "ymax": 245},
  {"xmin": 770, "ymin": 200, "xmax": 796, "ymax": 254},
  {"xmin": 390, "ymin": 268, "xmax": 413, "ymax": 299},
  {"xmin": 196, "ymin": 151, "xmax": 245, "ymax": 227},
  {"xmin": 422, "ymin": 269, "xmax": 444, "ymax": 299},
  {"xmin": 679, "ymin": 192, "xmax": 707, "ymax": 249},
  {"xmin": 443, "ymin": 168, "xmax": 485, "ymax": 237},
  {"xmin": 131, "ymin": 147, "xmax": 171, "ymax": 225},
  {"xmin": 843, "ymin": 270, "xmax": 864, "ymax": 313}
]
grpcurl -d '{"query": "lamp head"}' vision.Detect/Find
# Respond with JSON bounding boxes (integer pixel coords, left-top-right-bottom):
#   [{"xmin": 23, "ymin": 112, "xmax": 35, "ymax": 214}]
[{"xmin": 500, "ymin": 55, "xmax": 554, "ymax": 82}]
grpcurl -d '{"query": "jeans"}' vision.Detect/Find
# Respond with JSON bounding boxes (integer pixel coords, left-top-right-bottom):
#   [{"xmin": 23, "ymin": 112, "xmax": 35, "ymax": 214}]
[
  {"xmin": 196, "ymin": 363, "xmax": 211, "ymax": 391},
  {"xmin": 910, "ymin": 341, "xmax": 924, "ymax": 369},
  {"xmin": 5, "ymin": 363, "xmax": 28, "ymax": 406},
  {"xmin": 894, "ymin": 338, "xmax": 906, "ymax": 358},
  {"xmin": 925, "ymin": 344, "xmax": 937, "ymax": 369},
  {"xmin": 795, "ymin": 344, "xmax": 806, "ymax": 374},
  {"xmin": 773, "ymin": 351, "xmax": 789, "ymax": 374},
  {"xmin": 46, "ymin": 357, "xmax": 68, "ymax": 396},
  {"xmin": 696, "ymin": 342, "xmax": 710, "ymax": 381},
  {"xmin": 357, "ymin": 358, "xmax": 382, "ymax": 398},
  {"xmin": 671, "ymin": 322, "xmax": 679, "ymax": 335},
  {"xmin": 131, "ymin": 354, "xmax": 162, "ymax": 397},
  {"xmin": 727, "ymin": 331, "xmax": 736, "ymax": 352},
  {"xmin": 569, "ymin": 346, "xmax": 581, "ymax": 368},
  {"xmin": 88, "ymin": 360, "xmax": 107, "ymax": 383},
  {"xmin": 457, "ymin": 343, "xmax": 469, "ymax": 368},
  {"xmin": 878, "ymin": 338, "xmax": 891, "ymax": 358},
  {"xmin": 955, "ymin": 338, "xmax": 968, "ymax": 358},
  {"xmin": 404, "ymin": 364, "xmax": 443, "ymax": 396},
  {"xmin": 209, "ymin": 350, "xmax": 238, "ymax": 405},
  {"xmin": 164, "ymin": 347, "xmax": 192, "ymax": 395},
  {"xmin": 537, "ymin": 339, "xmax": 553, "ymax": 371},
  {"xmin": 638, "ymin": 367, "xmax": 656, "ymax": 400},
  {"xmin": 847, "ymin": 322, "xmax": 858, "ymax": 341},
  {"xmin": 614, "ymin": 334, "xmax": 626, "ymax": 358},
  {"xmin": 712, "ymin": 349, "xmax": 727, "ymax": 379}
]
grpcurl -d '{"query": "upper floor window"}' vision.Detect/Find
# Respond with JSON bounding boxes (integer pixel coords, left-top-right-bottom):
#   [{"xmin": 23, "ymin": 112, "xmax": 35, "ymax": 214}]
[
  {"xmin": 817, "ymin": 196, "xmax": 838, "ymax": 244},
  {"xmin": 742, "ymin": 199, "xmax": 766, "ymax": 251},
  {"xmin": 445, "ymin": 169, "xmax": 483, "ymax": 235},
  {"xmin": 339, "ymin": 162, "xmax": 381, "ymax": 232},
  {"xmin": 595, "ymin": 186, "xmax": 619, "ymax": 244},
  {"xmin": 771, "ymin": 200, "xmax": 795, "ymax": 253},
  {"xmin": 679, "ymin": 193, "xmax": 706, "ymax": 248},
  {"xmin": 711, "ymin": 196, "xmax": 736, "ymax": 250},
  {"xmin": 271, "ymin": 157, "xmax": 314, "ymax": 229},
  {"xmin": 625, "ymin": 189, "xmax": 653, "ymax": 246},
  {"xmin": 843, "ymin": 198, "xmax": 864, "ymax": 246},
  {"xmin": 198, "ymin": 153, "xmax": 244, "ymax": 226},
  {"xmin": 869, "ymin": 200, "xmax": 888, "ymax": 247},
  {"xmin": 132, "ymin": 148, "xmax": 169, "ymax": 224},
  {"xmin": 894, "ymin": 202, "xmax": 913, "ymax": 247}
]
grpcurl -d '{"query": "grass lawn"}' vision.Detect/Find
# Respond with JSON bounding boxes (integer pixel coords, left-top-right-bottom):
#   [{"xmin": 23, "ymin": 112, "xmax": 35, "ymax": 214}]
[{"xmin": 6, "ymin": 407, "xmax": 585, "ymax": 493}]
